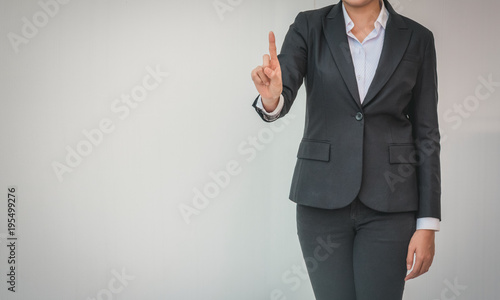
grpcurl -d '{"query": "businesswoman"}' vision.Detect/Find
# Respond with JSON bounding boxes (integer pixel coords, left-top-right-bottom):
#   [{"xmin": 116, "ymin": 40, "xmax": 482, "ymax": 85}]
[{"xmin": 250, "ymin": 0, "xmax": 441, "ymax": 299}]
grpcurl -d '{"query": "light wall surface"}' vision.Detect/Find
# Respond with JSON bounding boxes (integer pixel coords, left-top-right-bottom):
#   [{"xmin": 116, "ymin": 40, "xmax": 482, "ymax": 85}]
[{"xmin": 0, "ymin": 0, "xmax": 499, "ymax": 299}]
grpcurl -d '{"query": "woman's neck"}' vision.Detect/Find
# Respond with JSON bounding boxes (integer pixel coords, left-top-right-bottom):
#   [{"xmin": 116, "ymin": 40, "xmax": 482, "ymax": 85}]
[{"xmin": 343, "ymin": 0, "xmax": 382, "ymax": 29}]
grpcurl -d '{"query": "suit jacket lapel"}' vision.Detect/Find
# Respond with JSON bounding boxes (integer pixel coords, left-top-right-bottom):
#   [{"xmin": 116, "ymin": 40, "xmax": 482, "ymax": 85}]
[
  {"xmin": 322, "ymin": 1, "xmax": 361, "ymax": 108},
  {"xmin": 362, "ymin": 0, "xmax": 412, "ymax": 107},
  {"xmin": 322, "ymin": 0, "xmax": 412, "ymax": 108}
]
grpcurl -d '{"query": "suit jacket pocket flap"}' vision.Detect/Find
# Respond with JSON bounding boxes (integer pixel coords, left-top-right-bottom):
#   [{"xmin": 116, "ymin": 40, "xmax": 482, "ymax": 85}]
[
  {"xmin": 389, "ymin": 144, "xmax": 418, "ymax": 164},
  {"xmin": 297, "ymin": 140, "xmax": 330, "ymax": 162}
]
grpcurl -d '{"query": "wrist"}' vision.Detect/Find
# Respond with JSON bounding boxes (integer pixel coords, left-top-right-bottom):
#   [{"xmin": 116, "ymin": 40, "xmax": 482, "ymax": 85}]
[
  {"xmin": 261, "ymin": 96, "xmax": 280, "ymax": 111},
  {"xmin": 416, "ymin": 229, "xmax": 436, "ymax": 235},
  {"xmin": 261, "ymin": 96, "xmax": 279, "ymax": 104}
]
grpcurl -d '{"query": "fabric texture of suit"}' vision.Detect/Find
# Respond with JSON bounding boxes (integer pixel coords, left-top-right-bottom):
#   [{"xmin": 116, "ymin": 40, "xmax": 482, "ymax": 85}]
[{"xmin": 252, "ymin": 0, "xmax": 441, "ymax": 220}]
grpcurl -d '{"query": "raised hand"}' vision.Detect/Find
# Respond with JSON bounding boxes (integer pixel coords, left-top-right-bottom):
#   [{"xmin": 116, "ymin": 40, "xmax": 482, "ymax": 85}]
[{"xmin": 251, "ymin": 31, "xmax": 283, "ymax": 110}]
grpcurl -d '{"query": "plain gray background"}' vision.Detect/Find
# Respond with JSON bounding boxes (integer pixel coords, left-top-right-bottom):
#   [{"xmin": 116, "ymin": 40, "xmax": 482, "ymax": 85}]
[{"xmin": 0, "ymin": 0, "xmax": 499, "ymax": 299}]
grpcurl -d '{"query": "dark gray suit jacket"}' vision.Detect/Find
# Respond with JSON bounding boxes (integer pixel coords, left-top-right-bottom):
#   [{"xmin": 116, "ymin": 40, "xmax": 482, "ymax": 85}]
[{"xmin": 252, "ymin": 0, "xmax": 441, "ymax": 220}]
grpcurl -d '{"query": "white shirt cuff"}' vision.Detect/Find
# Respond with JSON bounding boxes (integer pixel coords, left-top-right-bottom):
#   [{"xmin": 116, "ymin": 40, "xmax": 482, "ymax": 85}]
[
  {"xmin": 255, "ymin": 94, "xmax": 284, "ymax": 116},
  {"xmin": 416, "ymin": 217, "xmax": 440, "ymax": 231}
]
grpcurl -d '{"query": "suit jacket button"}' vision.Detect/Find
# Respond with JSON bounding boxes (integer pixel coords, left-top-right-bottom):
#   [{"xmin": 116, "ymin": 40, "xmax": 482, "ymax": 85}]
[{"xmin": 355, "ymin": 112, "xmax": 363, "ymax": 121}]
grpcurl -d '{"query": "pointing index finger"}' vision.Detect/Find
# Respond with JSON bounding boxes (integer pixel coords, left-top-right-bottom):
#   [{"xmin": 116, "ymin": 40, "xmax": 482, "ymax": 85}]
[{"xmin": 268, "ymin": 31, "xmax": 278, "ymax": 60}]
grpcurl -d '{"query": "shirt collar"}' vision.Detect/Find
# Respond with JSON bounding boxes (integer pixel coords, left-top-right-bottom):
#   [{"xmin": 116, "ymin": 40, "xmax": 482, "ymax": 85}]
[{"xmin": 342, "ymin": 0, "xmax": 389, "ymax": 34}]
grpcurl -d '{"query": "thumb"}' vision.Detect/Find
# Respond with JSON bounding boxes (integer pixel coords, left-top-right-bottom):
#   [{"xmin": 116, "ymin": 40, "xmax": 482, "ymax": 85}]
[{"xmin": 406, "ymin": 248, "xmax": 415, "ymax": 270}]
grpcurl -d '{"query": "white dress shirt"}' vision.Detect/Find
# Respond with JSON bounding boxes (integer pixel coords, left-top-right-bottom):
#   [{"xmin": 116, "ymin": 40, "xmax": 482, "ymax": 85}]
[{"xmin": 255, "ymin": 1, "xmax": 440, "ymax": 231}]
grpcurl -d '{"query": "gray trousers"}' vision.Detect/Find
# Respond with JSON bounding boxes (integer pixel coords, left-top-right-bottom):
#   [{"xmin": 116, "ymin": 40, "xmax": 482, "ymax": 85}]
[{"xmin": 296, "ymin": 197, "xmax": 416, "ymax": 300}]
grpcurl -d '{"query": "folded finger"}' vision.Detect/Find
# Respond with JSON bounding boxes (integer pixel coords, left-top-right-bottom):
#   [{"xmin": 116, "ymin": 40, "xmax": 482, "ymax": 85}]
[
  {"xmin": 256, "ymin": 68, "xmax": 270, "ymax": 85},
  {"xmin": 263, "ymin": 54, "xmax": 270, "ymax": 68}
]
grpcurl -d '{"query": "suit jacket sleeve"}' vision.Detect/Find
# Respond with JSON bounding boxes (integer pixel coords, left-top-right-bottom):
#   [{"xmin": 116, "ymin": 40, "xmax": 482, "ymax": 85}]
[{"xmin": 408, "ymin": 31, "xmax": 441, "ymax": 220}]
